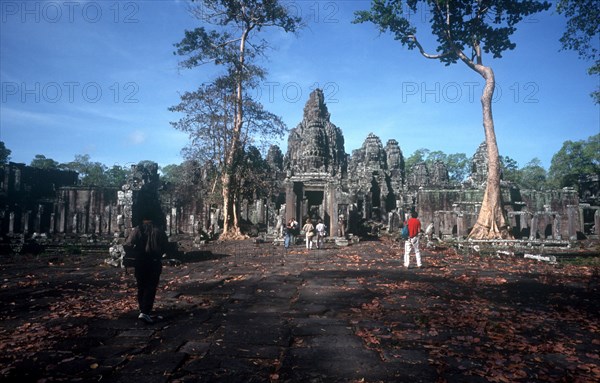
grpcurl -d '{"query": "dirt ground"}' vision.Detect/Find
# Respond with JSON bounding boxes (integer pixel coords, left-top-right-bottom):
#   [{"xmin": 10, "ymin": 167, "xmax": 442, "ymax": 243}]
[{"xmin": 0, "ymin": 237, "xmax": 599, "ymax": 382}]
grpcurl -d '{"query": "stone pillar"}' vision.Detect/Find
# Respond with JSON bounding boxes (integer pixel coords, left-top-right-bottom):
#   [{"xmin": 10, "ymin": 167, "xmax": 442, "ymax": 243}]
[
  {"xmin": 58, "ymin": 198, "xmax": 66, "ymax": 234},
  {"xmin": 190, "ymin": 214, "xmax": 196, "ymax": 235},
  {"xmin": 507, "ymin": 212, "xmax": 516, "ymax": 233},
  {"xmin": 171, "ymin": 207, "xmax": 178, "ymax": 235},
  {"xmin": 72, "ymin": 213, "xmax": 78, "ymax": 234},
  {"xmin": 285, "ymin": 180, "xmax": 295, "ymax": 224},
  {"xmin": 567, "ymin": 205, "xmax": 578, "ymax": 240},
  {"xmin": 14, "ymin": 168, "xmax": 21, "ymax": 192},
  {"xmin": 328, "ymin": 184, "xmax": 337, "ymax": 237},
  {"xmin": 95, "ymin": 215, "xmax": 101, "ymax": 234},
  {"xmin": 255, "ymin": 200, "xmax": 264, "ymax": 225},
  {"xmin": 456, "ymin": 213, "xmax": 465, "ymax": 238},
  {"xmin": 23, "ymin": 211, "xmax": 30, "ymax": 234},
  {"xmin": 522, "ymin": 212, "xmax": 531, "ymax": 239},
  {"xmin": 553, "ymin": 214, "xmax": 561, "ymax": 240},
  {"xmin": 105, "ymin": 205, "xmax": 113, "ymax": 234},
  {"xmin": 8, "ymin": 211, "xmax": 14, "ymax": 234},
  {"xmin": 530, "ymin": 214, "xmax": 538, "ymax": 240},
  {"xmin": 49, "ymin": 212, "xmax": 55, "ymax": 234},
  {"xmin": 35, "ymin": 204, "xmax": 43, "ymax": 233}
]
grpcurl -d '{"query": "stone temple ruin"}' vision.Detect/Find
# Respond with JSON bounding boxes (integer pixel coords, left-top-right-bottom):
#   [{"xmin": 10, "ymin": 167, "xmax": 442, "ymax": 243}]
[{"xmin": 1, "ymin": 89, "xmax": 599, "ymax": 251}]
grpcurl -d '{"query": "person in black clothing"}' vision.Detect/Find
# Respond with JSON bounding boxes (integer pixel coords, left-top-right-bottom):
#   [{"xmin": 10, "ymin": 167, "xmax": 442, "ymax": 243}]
[{"xmin": 124, "ymin": 211, "xmax": 169, "ymax": 324}]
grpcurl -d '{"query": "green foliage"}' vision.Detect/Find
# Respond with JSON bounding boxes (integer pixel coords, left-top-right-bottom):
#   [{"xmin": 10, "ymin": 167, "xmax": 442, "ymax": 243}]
[
  {"xmin": 557, "ymin": 0, "xmax": 599, "ymax": 60},
  {"xmin": 405, "ymin": 148, "xmax": 429, "ymax": 174},
  {"xmin": 266, "ymin": 145, "xmax": 284, "ymax": 171},
  {"xmin": 236, "ymin": 145, "xmax": 272, "ymax": 201},
  {"xmin": 519, "ymin": 158, "xmax": 547, "ymax": 190},
  {"xmin": 446, "ymin": 153, "xmax": 469, "ymax": 183},
  {"xmin": 556, "ymin": 0, "xmax": 600, "ymax": 103},
  {"xmin": 60, "ymin": 154, "xmax": 107, "ymax": 186},
  {"xmin": 500, "ymin": 155, "xmax": 520, "ymax": 184},
  {"xmin": 170, "ymin": 80, "xmax": 287, "ymax": 169},
  {"xmin": 161, "ymin": 160, "xmax": 210, "ymax": 205},
  {"xmin": 548, "ymin": 134, "xmax": 600, "ymax": 189},
  {"xmin": 105, "ymin": 165, "xmax": 130, "ymax": 188},
  {"xmin": 406, "ymin": 148, "xmax": 469, "ymax": 184},
  {"xmin": 56, "ymin": 154, "xmax": 130, "ymax": 187},
  {"xmin": 355, "ymin": 0, "xmax": 551, "ymax": 66},
  {"xmin": 0, "ymin": 141, "xmax": 11, "ymax": 164},
  {"xmin": 30, "ymin": 154, "xmax": 59, "ymax": 170}
]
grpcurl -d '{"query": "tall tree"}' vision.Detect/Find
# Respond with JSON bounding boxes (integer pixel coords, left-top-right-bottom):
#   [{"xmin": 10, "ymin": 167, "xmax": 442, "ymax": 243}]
[
  {"xmin": 355, "ymin": 0, "xmax": 550, "ymax": 239},
  {"xmin": 172, "ymin": 0, "xmax": 301, "ymax": 238},
  {"xmin": 556, "ymin": 0, "xmax": 599, "ymax": 103}
]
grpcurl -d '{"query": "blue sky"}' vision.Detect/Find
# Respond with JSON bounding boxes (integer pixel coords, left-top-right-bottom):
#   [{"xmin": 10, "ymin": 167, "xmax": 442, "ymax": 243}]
[{"xmin": 1, "ymin": 0, "xmax": 598, "ymax": 171}]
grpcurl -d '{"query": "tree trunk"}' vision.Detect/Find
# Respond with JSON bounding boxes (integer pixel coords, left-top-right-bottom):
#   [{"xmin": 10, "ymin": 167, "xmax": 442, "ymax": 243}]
[
  {"xmin": 468, "ymin": 65, "xmax": 510, "ymax": 239},
  {"xmin": 220, "ymin": 27, "xmax": 249, "ymax": 238},
  {"xmin": 221, "ymin": 171, "xmax": 233, "ymax": 234}
]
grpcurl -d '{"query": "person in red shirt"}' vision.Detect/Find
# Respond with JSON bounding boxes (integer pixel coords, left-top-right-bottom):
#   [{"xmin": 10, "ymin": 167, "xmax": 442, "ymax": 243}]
[{"xmin": 404, "ymin": 211, "xmax": 422, "ymax": 268}]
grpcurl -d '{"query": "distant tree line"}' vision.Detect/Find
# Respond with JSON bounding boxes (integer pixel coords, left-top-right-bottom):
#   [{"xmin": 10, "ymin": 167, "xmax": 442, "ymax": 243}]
[
  {"xmin": 0, "ymin": 149, "xmax": 129, "ymax": 188},
  {"xmin": 1, "ymin": 133, "xmax": 597, "ymax": 192}
]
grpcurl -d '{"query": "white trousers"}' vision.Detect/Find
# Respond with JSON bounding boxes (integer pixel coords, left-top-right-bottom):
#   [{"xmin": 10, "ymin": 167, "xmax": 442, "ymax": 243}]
[
  {"xmin": 404, "ymin": 236, "xmax": 422, "ymax": 267},
  {"xmin": 306, "ymin": 235, "xmax": 313, "ymax": 249}
]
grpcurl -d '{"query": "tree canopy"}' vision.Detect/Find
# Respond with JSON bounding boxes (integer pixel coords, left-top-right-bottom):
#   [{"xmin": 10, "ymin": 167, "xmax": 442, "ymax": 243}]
[
  {"xmin": 0, "ymin": 142, "xmax": 11, "ymax": 164},
  {"xmin": 557, "ymin": 0, "xmax": 599, "ymax": 103},
  {"xmin": 405, "ymin": 149, "xmax": 469, "ymax": 184},
  {"xmin": 355, "ymin": 0, "xmax": 551, "ymax": 239},
  {"xmin": 548, "ymin": 133, "xmax": 600, "ymax": 190}
]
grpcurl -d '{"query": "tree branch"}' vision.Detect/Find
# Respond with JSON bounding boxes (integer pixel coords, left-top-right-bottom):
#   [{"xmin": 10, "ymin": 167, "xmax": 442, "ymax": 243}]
[{"xmin": 407, "ymin": 35, "xmax": 450, "ymax": 59}]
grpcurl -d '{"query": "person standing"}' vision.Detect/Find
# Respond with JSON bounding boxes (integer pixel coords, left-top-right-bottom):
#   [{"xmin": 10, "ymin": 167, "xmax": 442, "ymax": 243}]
[
  {"xmin": 124, "ymin": 211, "xmax": 169, "ymax": 324},
  {"xmin": 283, "ymin": 220, "xmax": 291, "ymax": 248},
  {"xmin": 285, "ymin": 218, "xmax": 298, "ymax": 247},
  {"xmin": 315, "ymin": 219, "xmax": 327, "ymax": 249},
  {"xmin": 289, "ymin": 217, "xmax": 299, "ymax": 246},
  {"xmin": 404, "ymin": 211, "xmax": 422, "ymax": 268},
  {"xmin": 302, "ymin": 218, "xmax": 315, "ymax": 250}
]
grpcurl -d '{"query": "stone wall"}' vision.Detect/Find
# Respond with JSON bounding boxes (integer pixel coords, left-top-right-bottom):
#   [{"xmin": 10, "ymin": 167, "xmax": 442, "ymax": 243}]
[
  {"xmin": 417, "ymin": 187, "xmax": 583, "ymax": 239},
  {"xmin": 1, "ymin": 91, "xmax": 597, "ymax": 242},
  {"xmin": 55, "ymin": 187, "xmax": 119, "ymax": 235},
  {"xmin": 0, "ymin": 162, "xmax": 78, "ymax": 235}
]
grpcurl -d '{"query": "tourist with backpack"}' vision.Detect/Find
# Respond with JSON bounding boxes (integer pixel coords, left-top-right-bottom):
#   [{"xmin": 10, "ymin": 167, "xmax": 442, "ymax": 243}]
[{"xmin": 124, "ymin": 210, "xmax": 169, "ymax": 324}]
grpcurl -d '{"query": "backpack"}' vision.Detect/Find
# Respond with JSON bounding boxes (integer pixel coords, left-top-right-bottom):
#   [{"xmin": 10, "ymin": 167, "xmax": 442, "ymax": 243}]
[
  {"xmin": 401, "ymin": 224, "xmax": 409, "ymax": 240},
  {"xmin": 123, "ymin": 224, "xmax": 157, "ymax": 268}
]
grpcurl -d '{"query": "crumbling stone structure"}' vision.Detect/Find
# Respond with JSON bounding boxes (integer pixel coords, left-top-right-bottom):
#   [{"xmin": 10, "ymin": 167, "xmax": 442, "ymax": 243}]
[
  {"xmin": 0, "ymin": 161, "xmax": 163, "ymax": 240},
  {"xmin": 1, "ymin": 90, "xmax": 598, "ymax": 244},
  {"xmin": 283, "ymin": 89, "xmax": 347, "ymax": 236}
]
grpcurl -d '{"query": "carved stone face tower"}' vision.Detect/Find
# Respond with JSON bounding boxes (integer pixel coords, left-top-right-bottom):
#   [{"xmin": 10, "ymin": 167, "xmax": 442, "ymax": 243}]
[
  {"xmin": 283, "ymin": 89, "xmax": 346, "ymax": 234},
  {"xmin": 285, "ymin": 89, "xmax": 346, "ymax": 177}
]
